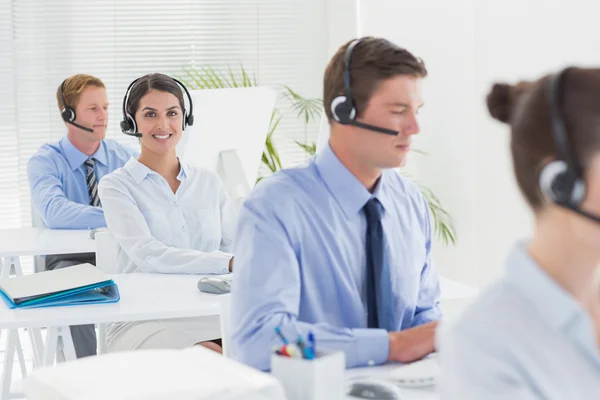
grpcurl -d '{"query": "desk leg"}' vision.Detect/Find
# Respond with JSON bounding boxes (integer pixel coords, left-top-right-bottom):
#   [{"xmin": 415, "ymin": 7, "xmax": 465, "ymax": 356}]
[
  {"xmin": 0, "ymin": 258, "xmax": 8, "ymax": 280},
  {"xmin": 97, "ymin": 323, "xmax": 107, "ymax": 354},
  {"xmin": 41, "ymin": 327, "xmax": 77, "ymax": 366},
  {"xmin": 57, "ymin": 327, "xmax": 76, "ymax": 362},
  {"xmin": 13, "ymin": 331, "xmax": 26, "ymax": 380},
  {"xmin": 0, "ymin": 257, "xmax": 29, "ymax": 378},
  {"xmin": 0, "ymin": 257, "xmax": 23, "ymax": 279},
  {"xmin": 41, "ymin": 328, "xmax": 57, "ymax": 366},
  {"xmin": 27, "ymin": 328, "xmax": 44, "ymax": 368},
  {"xmin": 0, "ymin": 330, "xmax": 19, "ymax": 400},
  {"xmin": 0, "ymin": 258, "xmax": 6, "ymax": 280},
  {"xmin": 0, "ymin": 329, "xmax": 28, "ymax": 394}
]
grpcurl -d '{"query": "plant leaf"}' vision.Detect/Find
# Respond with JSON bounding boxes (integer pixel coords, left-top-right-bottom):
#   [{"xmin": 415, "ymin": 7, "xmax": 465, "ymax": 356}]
[
  {"xmin": 295, "ymin": 141, "xmax": 317, "ymax": 156},
  {"xmin": 416, "ymin": 183, "xmax": 457, "ymax": 246},
  {"xmin": 183, "ymin": 68, "xmax": 204, "ymax": 89}
]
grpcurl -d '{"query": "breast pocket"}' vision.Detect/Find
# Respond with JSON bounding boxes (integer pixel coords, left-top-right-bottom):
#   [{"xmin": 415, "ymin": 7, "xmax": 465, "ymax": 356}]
[
  {"xmin": 193, "ymin": 208, "xmax": 222, "ymax": 248},
  {"xmin": 387, "ymin": 232, "xmax": 427, "ymax": 304}
]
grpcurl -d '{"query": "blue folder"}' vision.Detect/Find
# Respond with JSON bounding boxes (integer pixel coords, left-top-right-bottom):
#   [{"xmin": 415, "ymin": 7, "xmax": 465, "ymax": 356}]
[{"xmin": 0, "ymin": 264, "xmax": 120, "ymax": 309}]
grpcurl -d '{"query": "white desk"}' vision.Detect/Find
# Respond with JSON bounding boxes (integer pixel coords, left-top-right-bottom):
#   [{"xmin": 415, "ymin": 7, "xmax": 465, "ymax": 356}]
[
  {"xmin": 1, "ymin": 271, "xmax": 476, "ymax": 400},
  {"xmin": 438, "ymin": 277, "xmax": 478, "ymax": 300},
  {"xmin": 1, "ymin": 272, "xmax": 221, "ymax": 362},
  {"xmin": 0, "ymin": 273, "xmax": 220, "ymax": 330},
  {"xmin": 0, "ymin": 228, "xmax": 95, "ymax": 278},
  {"xmin": 0, "ymin": 273, "xmax": 221, "ymax": 400},
  {"xmin": 0, "ymin": 228, "xmax": 95, "ymax": 399}
]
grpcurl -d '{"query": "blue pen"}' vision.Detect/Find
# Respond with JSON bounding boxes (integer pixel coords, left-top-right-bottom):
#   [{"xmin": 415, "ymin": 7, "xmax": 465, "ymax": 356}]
[
  {"xmin": 274, "ymin": 326, "xmax": 289, "ymax": 345},
  {"xmin": 307, "ymin": 331, "xmax": 316, "ymax": 359}
]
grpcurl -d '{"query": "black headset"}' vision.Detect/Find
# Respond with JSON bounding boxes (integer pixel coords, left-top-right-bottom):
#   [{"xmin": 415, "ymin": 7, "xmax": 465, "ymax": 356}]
[
  {"xmin": 60, "ymin": 80, "xmax": 94, "ymax": 133},
  {"xmin": 539, "ymin": 67, "xmax": 600, "ymax": 224},
  {"xmin": 330, "ymin": 38, "xmax": 398, "ymax": 136},
  {"xmin": 120, "ymin": 75, "xmax": 194, "ymax": 138}
]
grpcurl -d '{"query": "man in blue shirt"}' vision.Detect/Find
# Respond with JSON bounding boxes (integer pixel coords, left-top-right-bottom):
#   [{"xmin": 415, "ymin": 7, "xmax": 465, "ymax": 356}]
[
  {"xmin": 231, "ymin": 37, "xmax": 442, "ymax": 371},
  {"xmin": 28, "ymin": 74, "xmax": 136, "ymax": 357}
]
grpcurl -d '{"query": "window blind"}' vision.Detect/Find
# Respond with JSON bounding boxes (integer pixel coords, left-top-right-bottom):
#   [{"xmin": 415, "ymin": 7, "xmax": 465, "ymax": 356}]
[{"xmin": 3, "ymin": 0, "xmax": 328, "ymax": 233}]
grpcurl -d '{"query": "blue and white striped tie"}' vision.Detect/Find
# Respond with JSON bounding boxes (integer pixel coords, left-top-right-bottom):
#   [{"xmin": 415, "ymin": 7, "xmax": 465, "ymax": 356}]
[{"xmin": 84, "ymin": 159, "xmax": 101, "ymax": 207}]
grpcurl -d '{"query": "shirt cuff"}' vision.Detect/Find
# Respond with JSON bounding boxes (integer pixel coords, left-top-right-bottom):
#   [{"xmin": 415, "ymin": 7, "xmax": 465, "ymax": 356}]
[
  {"xmin": 412, "ymin": 308, "xmax": 443, "ymax": 327},
  {"xmin": 349, "ymin": 328, "xmax": 390, "ymax": 368},
  {"xmin": 217, "ymin": 252, "xmax": 234, "ymax": 274}
]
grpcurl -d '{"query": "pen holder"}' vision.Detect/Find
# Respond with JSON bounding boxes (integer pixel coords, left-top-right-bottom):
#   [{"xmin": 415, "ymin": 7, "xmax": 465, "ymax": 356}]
[{"xmin": 271, "ymin": 349, "xmax": 345, "ymax": 400}]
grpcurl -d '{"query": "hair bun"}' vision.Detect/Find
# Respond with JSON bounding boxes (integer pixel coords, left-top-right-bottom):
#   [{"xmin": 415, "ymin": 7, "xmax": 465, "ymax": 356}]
[{"xmin": 486, "ymin": 83, "xmax": 515, "ymax": 124}]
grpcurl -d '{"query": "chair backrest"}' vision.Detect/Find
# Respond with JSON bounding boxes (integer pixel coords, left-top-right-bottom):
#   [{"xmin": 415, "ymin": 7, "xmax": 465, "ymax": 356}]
[
  {"xmin": 219, "ymin": 294, "xmax": 233, "ymax": 358},
  {"xmin": 315, "ymin": 110, "xmax": 328, "ymax": 154},
  {"xmin": 95, "ymin": 230, "xmax": 120, "ymax": 274},
  {"xmin": 30, "ymin": 202, "xmax": 46, "ymax": 272}
]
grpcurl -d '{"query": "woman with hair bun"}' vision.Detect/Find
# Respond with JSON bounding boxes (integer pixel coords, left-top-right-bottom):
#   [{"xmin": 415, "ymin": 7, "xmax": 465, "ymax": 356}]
[{"xmin": 439, "ymin": 68, "xmax": 600, "ymax": 399}]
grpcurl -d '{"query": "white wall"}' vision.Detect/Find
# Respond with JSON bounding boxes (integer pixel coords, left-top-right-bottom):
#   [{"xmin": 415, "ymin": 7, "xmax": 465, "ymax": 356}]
[
  {"xmin": 360, "ymin": 0, "xmax": 600, "ymax": 287},
  {"xmin": 325, "ymin": 0, "xmax": 359, "ymax": 57}
]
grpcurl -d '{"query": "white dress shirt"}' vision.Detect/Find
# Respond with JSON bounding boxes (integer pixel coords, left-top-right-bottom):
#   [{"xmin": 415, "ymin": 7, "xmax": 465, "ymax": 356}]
[
  {"xmin": 439, "ymin": 241, "xmax": 600, "ymax": 399},
  {"xmin": 98, "ymin": 157, "xmax": 236, "ymax": 275}
]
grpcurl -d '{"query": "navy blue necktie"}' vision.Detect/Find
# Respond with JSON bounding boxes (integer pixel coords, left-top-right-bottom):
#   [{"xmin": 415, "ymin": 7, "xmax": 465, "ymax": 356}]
[{"xmin": 364, "ymin": 198, "xmax": 384, "ymax": 329}]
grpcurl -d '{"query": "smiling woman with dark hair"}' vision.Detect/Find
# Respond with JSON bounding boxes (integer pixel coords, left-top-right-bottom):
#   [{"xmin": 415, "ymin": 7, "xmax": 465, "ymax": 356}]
[
  {"xmin": 439, "ymin": 68, "xmax": 600, "ymax": 399},
  {"xmin": 98, "ymin": 73, "xmax": 236, "ymax": 354}
]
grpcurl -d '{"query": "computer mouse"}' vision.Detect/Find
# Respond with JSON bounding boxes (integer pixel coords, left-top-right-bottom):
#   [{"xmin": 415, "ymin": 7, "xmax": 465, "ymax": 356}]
[
  {"xmin": 346, "ymin": 378, "xmax": 404, "ymax": 399},
  {"xmin": 197, "ymin": 277, "xmax": 231, "ymax": 294}
]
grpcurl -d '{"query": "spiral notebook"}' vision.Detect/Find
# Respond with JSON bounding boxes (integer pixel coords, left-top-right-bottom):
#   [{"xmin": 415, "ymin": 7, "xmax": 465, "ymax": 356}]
[{"xmin": 0, "ymin": 263, "xmax": 120, "ymax": 309}]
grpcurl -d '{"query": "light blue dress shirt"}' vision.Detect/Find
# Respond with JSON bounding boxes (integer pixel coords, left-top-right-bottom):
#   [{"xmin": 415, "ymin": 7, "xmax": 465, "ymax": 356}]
[
  {"xmin": 28, "ymin": 136, "xmax": 137, "ymax": 229},
  {"xmin": 439, "ymin": 242, "xmax": 600, "ymax": 399},
  {"xmin": 231, "ymin": 143, "xmax": 442, "ymax": 371}
]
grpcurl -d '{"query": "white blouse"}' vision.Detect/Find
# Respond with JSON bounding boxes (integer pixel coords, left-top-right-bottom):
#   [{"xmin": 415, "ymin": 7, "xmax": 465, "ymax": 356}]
[
  {"xmin": 439, "ymin": 241, "xmax": 600, "ymax": 399},
  {"xmin": 98, "ymin": 157, "xmax": 236, "ymax": 274}
]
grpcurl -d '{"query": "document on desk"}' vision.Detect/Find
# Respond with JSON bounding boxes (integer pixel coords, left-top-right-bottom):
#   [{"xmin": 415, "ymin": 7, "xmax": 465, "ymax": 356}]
[
  {"xmin": 0, "ymin": 263, "xmax": 120, "ymax": 309},
  {"xmin": 348, "ymin": 354, "xmax": 440, "ymax": 388},
  {"xmin": 385, "ymin": 355, "xmax": 440, "ymax": 387}
]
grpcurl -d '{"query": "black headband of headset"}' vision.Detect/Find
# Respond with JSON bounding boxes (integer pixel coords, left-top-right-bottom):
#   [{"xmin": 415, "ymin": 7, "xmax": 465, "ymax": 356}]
[
  {"xmin": 343, "ymin": 39, "xmax": 362, "ymax": 112},
  {"xmin": 547, "ymin": 67, "xmax": 582, "ymax": 179},
  {"xmin": 60, "ymin": 80, "xmax": 69, "ymax": 110},
  {"xmin": 121, "ymin": 76, "xmax": 194, "ymax": 124}
]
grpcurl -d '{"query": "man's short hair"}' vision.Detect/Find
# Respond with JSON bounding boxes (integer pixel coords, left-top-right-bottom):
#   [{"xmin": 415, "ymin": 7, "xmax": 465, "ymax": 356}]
[
  {"xmin": 323, "ymin": 37, "xmax": 427, "ymax": 123},
  {"xmin": 56, "ymin": 74, "xmax": 105, "ymax": 113}
]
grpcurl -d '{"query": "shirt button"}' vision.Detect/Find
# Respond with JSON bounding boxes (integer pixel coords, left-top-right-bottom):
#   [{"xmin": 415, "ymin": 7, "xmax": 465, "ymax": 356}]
[
  {"xmin": 173, "ymin": 201, "xmax": 177, "ymax": 206},
  {"xmin": 181, "ymin": 225, "xmax": 186, "ymax": 232}
]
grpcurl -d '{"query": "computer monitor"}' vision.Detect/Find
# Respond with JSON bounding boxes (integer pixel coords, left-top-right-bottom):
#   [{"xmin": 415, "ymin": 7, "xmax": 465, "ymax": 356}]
[{"xmin": 176, "ymin": 87, "xmax": 276, "ymax": 205}]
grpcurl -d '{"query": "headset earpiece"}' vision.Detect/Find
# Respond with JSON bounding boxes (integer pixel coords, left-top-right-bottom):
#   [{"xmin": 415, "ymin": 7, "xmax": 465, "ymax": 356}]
[
  {"xmin": 539, "ymin": 160, "xmax": 585, "ymax": 207},
  {"xmin": 541, "ymin": 68, "xmax": 587, "ymax": 208},
  {"xmin": 331, "ymin": 96, "xmax": 355, "ymax": 124},
  {"xmin": 120, "ymin": 114, "xmax": 137, "ymax": 135},
  {"xmin": 329, "ymin": 39, "xmax": 399, "ymax": 136},
  {"xmin": 60, "ymin": 81, "xmax": 76, "ymax": 123}
]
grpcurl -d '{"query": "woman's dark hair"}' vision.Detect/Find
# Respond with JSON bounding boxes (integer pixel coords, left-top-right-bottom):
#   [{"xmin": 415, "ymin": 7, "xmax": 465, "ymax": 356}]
[
  {"xmin": 126, "ymin": 73, "xmax": 185, "ymax": 116},
  {"xmin": 486, "ymin": 68, "xmax": 600, "ymax": 210}
]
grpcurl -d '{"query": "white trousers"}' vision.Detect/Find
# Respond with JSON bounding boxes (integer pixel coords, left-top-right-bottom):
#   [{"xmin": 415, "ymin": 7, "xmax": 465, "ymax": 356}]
[{"xmin": 107, "ymin": 316, "xmax": 221, "ymax": 352}]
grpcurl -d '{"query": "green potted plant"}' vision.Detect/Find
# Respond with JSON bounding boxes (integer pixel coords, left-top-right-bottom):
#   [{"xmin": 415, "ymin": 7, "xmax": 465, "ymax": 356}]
[{"xmin": 179, "ymin": 66, "xmax": 456, "ymax": 245}]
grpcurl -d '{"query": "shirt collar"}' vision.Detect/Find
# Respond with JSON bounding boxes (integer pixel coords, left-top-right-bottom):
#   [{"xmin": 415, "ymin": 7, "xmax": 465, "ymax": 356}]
[
  {"xmin": 506, "ymin": 241, "xmax": 590, "ymax": 331},
  {"xmin": 60, "ymin": 136, "xmax": 108, "ymax": 171},
  {"xmin": 315, "ymin": 142, "xmax": 390, "ymax": 219},
  {"xmin": 124, "ymin": 157, "xmax": 188, "ymax": 184}
]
